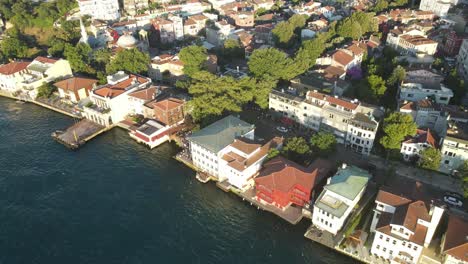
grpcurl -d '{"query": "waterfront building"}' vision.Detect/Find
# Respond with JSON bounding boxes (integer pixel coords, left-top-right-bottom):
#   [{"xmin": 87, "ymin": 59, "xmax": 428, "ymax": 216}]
[
  {"xmin": 219, "ymin": 137, "xmax": 282, "ymax": 190},
  {"xmin": 127, "ymin": 86, "xmax": 160, "ymax": 116},
  {"xmin": 255, "ymin": 157, "xmax": 333, "ymax": 210},
  {"xmin": 55, "ymin": 77, "xmax": 98, "ymax": 103},
  {"xmin": 82, "ymin": 72, "xmax": 151, "ymax": 127},
  {"xmin": 188, "ymin": 115, "xmax": 255, "ymax": 180},
  {"xmin": 399, "ymin": 99, "xmax": 449, "ymax": 136},
  {"xmin": 369, "ymin": 183, "xmax": 445, "ymax": 264},
  {"xmin": 78, "ymin": 0, "xmax": 120, "ymax": 21},
  {"xmin": 144, "ymin": 97, "xmax": 185, "ymax": 126},
  {"xmin": 440, "ymin": 121, "xmax": 468, "ymax": 173},
  {"xmin": 441, "ymin": 214, "xmax": 468, "ymax": 264},
  {"xmin": 399, "ymin": 70, "xmax": 453, "ymax": 105},
  {"xmin": 312, "ymin": 164, "xmax": 371, "ymax": 235},
  {"xmin": 18, "ymin": 57, "xmax": 73, "ymax": 99},
  {"xmin": 0, "ymin": 61, "xmax": 31, "ymax": 93},
  {"xmin": 129, "ymin": 119, "xmax": 172, "ymax": 149},
  {"xmin": 400, "ymin": 128, "xmax": 439, "ymax": 162},
  {"xmin": 269, "ymin": 89, "xmax": 381, "ymax": 155}
]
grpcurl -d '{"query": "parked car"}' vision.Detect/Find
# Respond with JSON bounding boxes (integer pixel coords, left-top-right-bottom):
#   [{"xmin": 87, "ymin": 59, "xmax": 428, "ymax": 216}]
[
  {"xmin": 444, "ymin": 193, "xmax": 463, "ymax": 207},
  {"xmin": 276, "ymin": 126, "xmax": 288, "ymax": 133}
]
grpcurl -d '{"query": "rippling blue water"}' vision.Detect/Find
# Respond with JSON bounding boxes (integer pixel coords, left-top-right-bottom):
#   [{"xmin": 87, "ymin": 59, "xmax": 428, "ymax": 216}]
[{"xmin": 0, "ymin": 97, "xmax": 355, "ymax": 264}]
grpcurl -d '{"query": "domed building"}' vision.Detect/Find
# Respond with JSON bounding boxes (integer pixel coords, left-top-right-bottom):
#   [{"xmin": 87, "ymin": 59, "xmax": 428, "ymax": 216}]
[{"xmin": 116, "ymin": 33, "xmax": 139, "ymax": 49}]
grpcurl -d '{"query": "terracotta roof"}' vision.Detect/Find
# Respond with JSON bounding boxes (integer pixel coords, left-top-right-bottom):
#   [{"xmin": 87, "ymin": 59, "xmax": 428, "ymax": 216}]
[
  {"xmin": 443, "ymin": 214, "xmax": 468, "ymax": 262},
  {"xmin": 392, "ymin": 201, "xmax": 430, "ymax": 232},
  {"xmin": 128, "ymin": 86, "xmax": 158, "ymax": 101},
  {"xmin": 151, "ymin": 97, "xmax": 184, "ymax": 111},
  {"xmin": 400, "ymin": 35, "xmax": 437, "ymax": 46},
  {"xmin": 376, "ymin": 190, "xmax": 412, "ymax": 207},
  {"xmin": 184, "ymin": 18, "xmax": 196, "ymax": 26},
  {"xmin": 0, "ymin": 61, "xmax": 31, "ymax": 75},
  {"xmin": 333, "ymin": 50, "xmax": 354, "ymax": 67},
  {"xmin": 403, "ymin": 128, "xmax": 438, "ymax": 148},
  {"xmin": 191, "ymin": 14, "xmax": 208, "ymax": 21},
  {"xmin": 255, "ymin": 156, "xmax": 333, "ymax": 193},
  {"xmin": 94, "ymin": 74, "xmax": 149, "ymax": 99},
  {"xmin": 307, "ymin": 91, "xmax": 359, "ymax": 111},
  {"xmin": 34, "ymin": 56, "xmax": 59, "ymax": 64},
  {"xmin": 54, "ymin": 77, "xmax": 98, "ymax": 92},
  {"xmin": 377, "ymin": 222, "xmax": 427, "ymax": 245},
  {"xmin": 230, "ymin": 138, "xmax": 261, "ymax": 155},
  {"xmin": 400, "ymin": 101, "xmax": 415, "ymax": 111},
  {"xmin": 324, "ymin": 65, "xmax": 346, "ymax": 79}
]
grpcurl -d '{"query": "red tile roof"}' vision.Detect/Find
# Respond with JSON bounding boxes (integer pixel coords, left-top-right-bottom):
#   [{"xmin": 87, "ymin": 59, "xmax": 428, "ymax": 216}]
[
  {"xmin": 333, "ymin": 50, "xmax": 354, "ymax": 67},
  {"xmin": 94, "ymin": 74, "xmax": 149, "ymax": 99},
  {"xmin": 151, "ymin": 97, "xmax": 184, "ymax": 111},
  {"xmin": 54, "ymin": 77, "xmax": 98, "ymax": 92},
  {"xmin": 255, "ymin": 156, "xmax": 333, "ymax": 193},
  {"xmin": 307, "ymin": 91, "xmax": 359, "ymax": 110},
  {"xmin": 34, "ymin": 56, "xmax": 59, "ymax": 64},
  {"xmin": 0, "ymin": 61, "xmax": 31, "ymax": 75},
  {"xmin": 443, "ymin": 214, "xmax": 468, "ymax": 262},
  {"xmin": 403, "ymin": 128, "xmax": 438, "ymax": 148},
  {"xmin": 128, "ymin": 86, "xmax": 158, "ymax": 101}
]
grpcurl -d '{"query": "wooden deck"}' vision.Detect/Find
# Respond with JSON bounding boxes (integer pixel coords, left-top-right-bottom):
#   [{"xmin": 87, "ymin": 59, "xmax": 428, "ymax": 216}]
[{"xmin": 52, "ymin": 119, "xmax": 106, "ymax": 149}]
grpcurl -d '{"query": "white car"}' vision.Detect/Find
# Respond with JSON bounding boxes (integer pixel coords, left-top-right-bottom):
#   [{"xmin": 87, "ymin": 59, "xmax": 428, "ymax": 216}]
[
  {"xmin": 276, "ymin": 126, "xmax": 288, "ymax": 133},
  {"xmin": 444, "ymin": 195, "xmax": 463, "ymax": 207}
]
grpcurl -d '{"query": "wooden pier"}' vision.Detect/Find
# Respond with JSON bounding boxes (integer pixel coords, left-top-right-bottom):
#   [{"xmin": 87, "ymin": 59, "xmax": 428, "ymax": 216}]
[{"xmin": 52, "ymin": 119, "xmax": 106, "ymax": 149}]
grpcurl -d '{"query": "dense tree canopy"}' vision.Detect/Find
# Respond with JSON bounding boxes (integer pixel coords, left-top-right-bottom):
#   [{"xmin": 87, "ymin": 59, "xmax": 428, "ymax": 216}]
[
  {"xmin": 418, "ymin": 148, "xmax": 441, "ymax": 171},
  {"xmin": 188, "ymin": 72, "xmax": 254, "ymax": 121},
  {"xmin": 337, "ymin": 12, "xmax": 377, "ymax": 40},
  {"xmin": 64, "ymin": 43, "xmax": 93, "ymax": 74},
  {"xmin": 248, "ymin": 48, "xmax": 294, "ymax": 80},
  {"xmin": 380, "ymin": 113, "xmax": 417, "ymax": 152},
  {"xmin": 272, "ymin": 14, "xmax": 307, "ymax": 48},
  {"xmin": 106, "ymin": 49, "xmax": 149, "ymax": 75},
  {"xmin": 282, "ymin": 137, "xmax": 310, "ymax": 164},
  {"xmin": 223, "ymin": 38, "xmax": 244, "ymax": 59},
  {"xmin": 36, "ymin": 82, "xmax": 57, "ymax": 99},
  {"xmin": 179, "ymin": 45, "xmax": 208, "ymax": 78},
  {"xmin": 310, "ymin": 132, "xmax": 337, "ymax": 157},
  {"xmin": 444, "ymin": 69, "xmax": 465, "ymax": 105},
  {"xmin": 0, "ymin": 32, "xmax": 29, "ymax": 60}
]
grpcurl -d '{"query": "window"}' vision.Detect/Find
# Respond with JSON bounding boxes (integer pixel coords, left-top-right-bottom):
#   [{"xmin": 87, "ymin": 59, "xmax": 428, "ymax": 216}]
[
  {"xmin": 379, "ymin": 235, "xmax": 383, "ymax": 239},
  {"xmin": 383, "ymin": 248, "xmax": 387, "ymax": 252},
  {"xmin": 376, "ymin": 245, "xmax": 380, "ymax": 249},
  {"xmin": 386, "ymin": 238, "xmax": 390, "ymax": 242},
  {"xmin": 413, "ymin": 246, "xmax": 417, "ymax": 251},
  {"xmin": 393, "ymin": 240, "xmax": 396, "ymax": 245},
  {"xmin": 389, "ymin": 250, "xmax": 393, "ymax": 255}
]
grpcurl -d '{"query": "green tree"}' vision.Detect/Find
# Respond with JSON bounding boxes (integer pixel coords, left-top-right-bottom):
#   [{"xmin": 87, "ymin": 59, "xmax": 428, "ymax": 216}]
[
  {"xmin": 418, "ymin": 148, "xmax": 441, "ymax": 171},
  {"xmin": 380, "ymin": 113, "xmax": 417, "ymax": 154},
  {"xmin": 252, "ymin": 77, "xmax": 278, "ymax": 109},
  {"xmin": 248, "ymin": 48, "xmax": 294, "ymax": 80},
  {"xmin": 179, "ymin": 45, "xmax": 207, "ymax": 78},
  {"xmin": 310, "ymin": 132, "xmax": 337, "ymax": 157},
  {"xmin": 47, "ymin": 38, "xmax": 66, "ymax": 57},
  {"xmin": 188, "ymin": 72, "xmax": 254, "ymax": 121},
  {"xmin": 288, "ymin": 14, "xmax": 307, "ymax": 32},
  {"xmin": 374, "ymin": 0, "xmax": 389, "ymax": 12},
  {"xmin": 368, "ymin": 75, "xmax": 387, "ymax": 98},
  {"xmin": 64, "ymin": 43, "xmax": 93, "ymax": 74},
  {"xmin": 36, "ymin": 82, "xmax": 57, "ymax": 98},
  {"xmin": 387, "ymin": 65, "xmax": 406, "ymax": 86},
  {"xmin": 337, "ymin": 12, "xmax": 377, "ymax": 40},
  {"xmin": 282, "ymin": 137, "xmax": 310, "ymax": 163},
  {"xmin": 106, "ymin": 49, "xmax": 149, "ymax": 75},
  {"xmin": 355, "ymin": 75, "xmax": 387, "ymax": 103},
  {"xmin": 457, "ymin": 161, "xmax": 468, "ymax": 198},
  {"xmin": 255, "ymin": 7, "xmax": 268, "ymax": 17},
  {"xmin": 444, "ymin": 69, "xmax": 464, "ymax": 105},
  {"xmin": 0, "ymin": 34, "xmax": 29, "ymax": 59},
  {"xmin": 266, "ymin": 148, "xmax": 280, "ymax": 161},
  {"xmin": 272, "ymin": 21, "xmax": 294, "ymax": 47},
  {"xmin": 223, "ymin": 38, "xmax": 244, "ymax": 59}
]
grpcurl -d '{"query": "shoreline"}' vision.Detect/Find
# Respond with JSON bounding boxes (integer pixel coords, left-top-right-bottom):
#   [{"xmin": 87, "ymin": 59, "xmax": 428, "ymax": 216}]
[{"xmin": 0, "ymin": 94, "xmax": 366, "ymax": 263}]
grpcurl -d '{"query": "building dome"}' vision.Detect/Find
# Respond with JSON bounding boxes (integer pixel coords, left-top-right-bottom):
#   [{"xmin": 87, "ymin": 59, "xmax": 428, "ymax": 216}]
[{"xmin": 116, "ymin": 34, "xmax": 138, "ymax": 48}]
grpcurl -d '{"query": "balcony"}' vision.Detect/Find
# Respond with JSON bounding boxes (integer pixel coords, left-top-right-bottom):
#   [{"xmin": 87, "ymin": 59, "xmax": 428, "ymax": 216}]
[{"xmin": 84, "ymin": 103, "xmax": 111, "ymax": 114}]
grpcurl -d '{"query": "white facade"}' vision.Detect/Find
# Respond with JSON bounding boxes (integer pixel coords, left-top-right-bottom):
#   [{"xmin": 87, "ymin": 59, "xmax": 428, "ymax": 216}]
[
  {"xmin": 399, "ymin": 83, "xmax": 453, "ymax": 105},
  {"xmin": 440, "ymin": 128, "xmax": 468, "ymax": 173},
  {"xmin": 0, "ymin": 62, "xmax": 30, "ymax": 92},
  {"xmin": 420, "ymin": 0, "xmax": 458, "ymax": 17},
  {"xmin": 78, "ymin": 0, "xmax": 120, "ymax": 21},
  {"xmin": 457, "ymin": 39, "xmax": 468, "ymax": 81},
  {"xmin": 269, "ymin": 89, "xmax": 380, "ymax": 155}
]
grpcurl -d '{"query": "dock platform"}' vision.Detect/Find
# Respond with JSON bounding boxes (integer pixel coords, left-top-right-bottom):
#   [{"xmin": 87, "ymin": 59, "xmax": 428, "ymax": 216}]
[{"xmin": 52, "ymin": 119, "xmax": 106, "ymax": 149}]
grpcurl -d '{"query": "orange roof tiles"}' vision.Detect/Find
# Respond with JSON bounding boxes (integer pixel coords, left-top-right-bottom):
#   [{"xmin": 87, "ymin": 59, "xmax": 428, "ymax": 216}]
[
  {"xmin": 34, "ymin": 56, "xmax": 58, "ymax": 64},
  {"xmin": 307, "ymin": 91, "xmax": 359, "ymax": 110},
  {"xmin": 333, "ymin": 50, "xmax": 354, "ymax": 67},
  {"xmin": 151, "ymin": 98, "xmax": 184, "ymax": 111},
  {"xmin": 54, "ymin": 77, "xmax": 98, "ymax": 92},
  {"xmin": 443, "ymin": 214, "xmax": 468, "ymax": 262},
  {"xmin": 0, "ymin": 61, "xmax": 31, "ymax": 75}
]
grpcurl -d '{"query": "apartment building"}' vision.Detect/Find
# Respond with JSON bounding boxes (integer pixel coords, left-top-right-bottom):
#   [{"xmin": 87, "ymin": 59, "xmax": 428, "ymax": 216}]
[
  {"xmin": 399, "ymin": 70, "xmax": 453, "ymax": 105},
  {"xmin": 151, "ymin": 15, "xmax": 184, "ymax": 44},
  {"xmin": 82, "ymin": 72, "xmax": 151, "ymax": 127},
  {"xmin": 312, "ymin": 164, "xmax": 371, "ymax": 235},
  {"xmin": 400, "ymin": 128, "xmax": 439, "ymax": 162},
  {"xmin": 183, "ymin": 14, "xmax": 208, "ymax": 37},
  {"xmin": 419, "ymin": 0, "xmax": 459, "ymax": 17},
  {"xmin": 78, "ymin": 0, "xmax": 120, "ymax": 21},
  {"xmin": 370, "ymin": 183, "xmax": 445, "ymax": 264},
  {"xmin": 0, "ymin": 61, "xmax": 31, "ymax": 92},
  {"xmin": 387, "ymin": 28, "xmax": 438, "ymax": 56},
  {"xmin": 399, "ymin": 99, "xmax": 449, "ymax": 136},
  {"xmin": 123, "ymin": 0, "xmax": 149, "ymax": 16},
  {"xmin": 269, "ymin": 89, "xmax": 381, "ymax": 155},
  {"xmin": 440, "ymin": 121, "xmax": 468, "ymax": 173},
  {"xmin": 457, "ymin": 38, "xmax": 468, "ymax": 81},
  {"xmin": 148, "ymin": 54, "xmax": 184, "ymax": 82}
]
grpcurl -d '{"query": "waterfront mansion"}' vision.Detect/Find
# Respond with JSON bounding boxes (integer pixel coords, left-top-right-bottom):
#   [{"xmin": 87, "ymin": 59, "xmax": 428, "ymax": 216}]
[
  {"xmin": 312, "ymin": 164, "xmax": 371, "ymax": 235},
  {"xmin": 188, "ymin": 115, "xmax": 282, "ymax": 190},
  {"xmin": 269, "ymin": 89, "xmax": 382, "ymax": 155}
]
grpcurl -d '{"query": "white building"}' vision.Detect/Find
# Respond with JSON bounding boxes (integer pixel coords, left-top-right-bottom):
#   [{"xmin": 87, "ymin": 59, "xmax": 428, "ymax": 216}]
[
  {"xmin": 127, "ymin": 86, "xmax": 159, "ymax": 116},
  {"xmin": 457, "ymin": 38, "xmax": 468, "ymax": 81},
  {"xmin": 269, "ymin": 89, "xmax": 381, "ymax": 155},
  {"xmin": 312, "ymin": 164, "xmax": 371, "ymax": 235},
  {"xmin": 370, "ymin": 184, "xmax": 445, "ymax": 264},
  {"xmin": 387, "ymin": 28, "xmax": 438, "ymax": 56},
  {"xmin": 78, "ymin": 0, "xmax": 120, "ymax": 21},
  {"xmin": 82, "ymin": 72, "xmax": 151, "ymax": 126},
  {"xmin": 420, "ymin": 0, "xmax": 459, "ymax": 17},
  {"xmin": 123, "ymin": 0, "xmax": 148, "ymax": 16},
  {"xmin": 18, "ymin": 57, "xmax": 73, "ymax": 99},
  {"xmin": 399, "ymin": 70, "xmax": 453, "ymax": 105},
  {"xmin": 0, "ymin": 61, "xmax": 31, "ymax": 92},
  {"xmin": 400, "ymin": 128, "xmax": 439, "ymax": 162},
  {"xmin": 188, "ymin": 115, "xmax": 280, "ymax": 189},
  {"xmin": 440, "ymin": 121, "xmax": 468, "ymax": 173},
  {"xmin": 399, "ymin": 99, "xmax": 449, "ymax": 136},
  {"xmin": 129, "ymin": 119, "xmax": 172, "ymax": 149}
]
